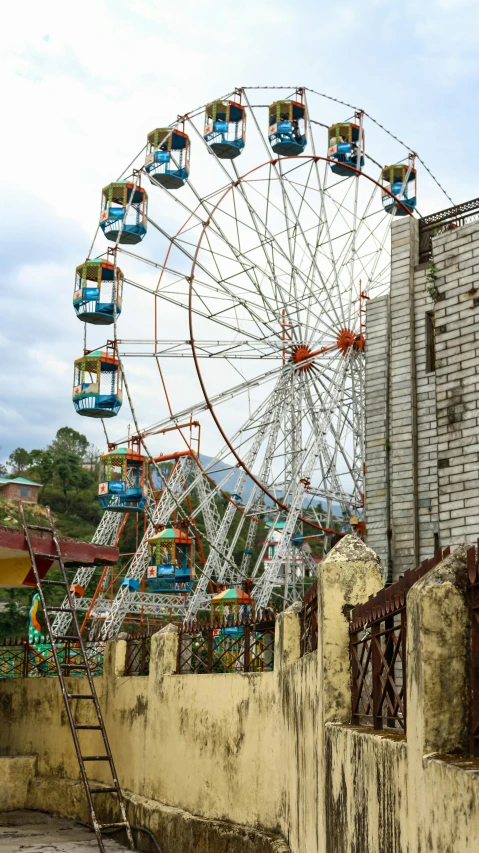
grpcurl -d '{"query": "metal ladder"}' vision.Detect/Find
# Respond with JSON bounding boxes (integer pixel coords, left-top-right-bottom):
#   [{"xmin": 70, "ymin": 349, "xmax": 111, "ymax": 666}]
[{"xmin": 19, "ymin": 502, "xmax": 135, "ymax": 852}]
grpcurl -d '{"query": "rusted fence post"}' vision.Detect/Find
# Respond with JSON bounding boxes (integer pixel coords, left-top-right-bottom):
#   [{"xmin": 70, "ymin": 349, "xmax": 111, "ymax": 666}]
[
  {"xmin": 349, "ymin": 547, "xmax": 450, "ymax": 731},
  {"xmin": 243, "ymin": 622, "xmax": 251, "ymax": 673},
  {"xmin": 207, "ymin": 626, "xmax": 213, "ymax": 671},
  {"xmin": 371, "ymin": 621, "xmax": 383, "ymax": 730},
  {"xmin": 23, "ymin": 640, "xmax": 29, "ymax": 678}
]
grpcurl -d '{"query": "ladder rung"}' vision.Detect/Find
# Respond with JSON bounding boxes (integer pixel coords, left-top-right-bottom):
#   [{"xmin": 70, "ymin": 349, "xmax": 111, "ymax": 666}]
[
  {"xmin": 67, "ymin": 693, "xmax": 95, "ymax": 700},
  {"xmin": 19, "ymin": 502, "xmax": 129, "ymax": 832},
  {"xmin": 48, "ymin": 606, "xmax": 74, "ymax": 613},
  {"xmin": 33, "ymin": 551, "xmax": 59, "ymax": 559},
  {"xmin": 82, "ymin": 756, "xmax": 111, "ymax": 761},
  {"xmin": 90, "ymin": 786, "xmax": 118, "ymax": 794},
  {"xmin": 54, "ymin": 635, "xmax": 81, "ymax": 642}
]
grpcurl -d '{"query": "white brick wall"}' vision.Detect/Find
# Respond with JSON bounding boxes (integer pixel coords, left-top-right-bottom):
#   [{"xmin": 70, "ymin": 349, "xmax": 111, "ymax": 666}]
[
  {"xmin": 365, "ymin": 214, "xmax": 479, "ymax": 574},
  {"xmin": 432, "ymin": 220, "xmax": 479, "ymax": 544},
  {"xmin": 364, "ymin": 295, "xmax": 390, "ymax": 577}
]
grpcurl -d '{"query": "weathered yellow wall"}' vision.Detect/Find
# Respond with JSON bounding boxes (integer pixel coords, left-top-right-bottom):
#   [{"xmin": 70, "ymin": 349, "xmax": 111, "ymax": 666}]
[
  {"xmin": 0, "ymin": 647, "xmax": 282, "ymax": 830},
  {"xmin": 1, "ymin": 537, "xmax": 478, "ymax": 853}
]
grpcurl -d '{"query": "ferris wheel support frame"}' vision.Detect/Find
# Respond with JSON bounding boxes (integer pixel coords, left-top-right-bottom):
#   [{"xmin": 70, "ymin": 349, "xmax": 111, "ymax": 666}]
[
  {"xmin": 51, "ymin": 509, "xmax": 127, "ymax": 638},
  {"xmin": 186, "ymin": 153, "xmax": 413, "ymax": 518},
  {"xmin": 81, "ymin": 91, "xmax": 425, "ymax": 631}
]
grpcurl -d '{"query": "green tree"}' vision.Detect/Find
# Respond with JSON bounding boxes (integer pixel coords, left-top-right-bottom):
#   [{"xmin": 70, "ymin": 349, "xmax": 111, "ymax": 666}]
[
  {"xmin": 28, "ymin": 449, "xmax": 55, "ymax": 497},
  {"xmin": 53, "ymin": 453, "xmax": 93, "ymax": 513},
  {"xmin": 0, "ymin": 589, "xmax": 29, "ymax": 636},
  {"xmin": 83, "ymin": 443, "xmax": 101, "ymax": 475},
  {"xmin": 7, "ymin": 447, "xmax": 31, "ymax": 475},
  {"xmin": 50, "ymin": 427, "xmax": 89, "ymax": 460}
]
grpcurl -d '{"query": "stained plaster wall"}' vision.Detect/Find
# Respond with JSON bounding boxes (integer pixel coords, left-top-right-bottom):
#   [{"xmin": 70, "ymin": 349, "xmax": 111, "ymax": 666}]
[{"xmin": 1, "ymin": 538, "xmax": 479, "ymax": 853}]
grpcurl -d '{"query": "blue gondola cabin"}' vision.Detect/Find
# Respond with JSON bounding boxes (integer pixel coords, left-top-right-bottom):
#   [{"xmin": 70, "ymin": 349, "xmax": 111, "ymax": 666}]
[
  {"xmin": 73, "ymin": 258, "xmax": 123, "ymax": 326},
  {"xmin": 204, "ymin": 100, "xmax": 245, "ymax": 159},
  {"xmin": 328, "ymin": 122, "xmax": 364, "ymax": 176},
  {"xmin": 99, "ymin": 181, "xmax": 148, "ymax": 244},
  {"xmin": 146, "ymin": 527, "xmax": 194, "ymax": 592},
  {"xmin": 72, "ymin": 345, "xmax": 122, "ymax": 418},
  {"xmin": 268, "ymin": 101, "xmax": 307, "ymax": 156},
  {"xmin": 98, "ymin": 445, "xmax": 147, "ymax": 512},
  {"xmin": 381, "ymin": 164, "xmax": 417, "ymax": 216},
  {"xmin": 145, "ymin": 128, "xmax": 190, "ymax": 189}
]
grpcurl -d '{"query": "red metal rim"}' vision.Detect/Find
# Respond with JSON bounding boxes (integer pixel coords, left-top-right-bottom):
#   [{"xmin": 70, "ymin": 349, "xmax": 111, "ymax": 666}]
[{"xmin": 187, "ymin": 154, "xmax": 414, "ymax": 530}]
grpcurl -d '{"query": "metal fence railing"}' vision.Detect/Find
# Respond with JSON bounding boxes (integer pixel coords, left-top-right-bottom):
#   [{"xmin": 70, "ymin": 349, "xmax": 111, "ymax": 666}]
[
  {"xmin": 176, "ymin": 615, "xmax": 276, "ymax": 674},
  {"xmin": 0, "ymin": 637, "xmax": 103, "ymax": 678},
  {"xmin": 349, "ymin": 547, "xmax": 449, "ymax": 732},
  {"xmin": 300, "ymin": 582, "xmax": 318, "ymax": 656},
  {"xmin": 125, "ymin": 632, "xmax": 153, "ymax": 676},
  {"xmin": 418, "ymin": 197, "xmax": 479, "ymax": 263}
]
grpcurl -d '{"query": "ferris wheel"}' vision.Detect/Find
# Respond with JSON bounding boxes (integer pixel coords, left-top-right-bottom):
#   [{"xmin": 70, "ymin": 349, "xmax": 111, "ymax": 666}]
[{"xmin": 66, "ymin": 85, "xmax": 450, "ymax": 634}]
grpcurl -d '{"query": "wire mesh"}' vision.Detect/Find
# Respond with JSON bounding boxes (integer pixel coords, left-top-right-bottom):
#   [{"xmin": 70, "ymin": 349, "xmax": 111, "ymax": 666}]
[
  {"xmin": 125, "ymin": 632, "xmax": 152, "ymax": 676},
  {"xmin": 0, "ymin": 638, "xmax": 103, "ymax": 679},
  {"xmin": 349, "ymin": 547, "xmax": 449, "ymax": 731},
  {"xmin": 300, "ymin": 581, "xmax": 318, "ymax": 656},
  {"xmin": 177, "ymin": 615, "xmax": 275, "ymax": 674}
]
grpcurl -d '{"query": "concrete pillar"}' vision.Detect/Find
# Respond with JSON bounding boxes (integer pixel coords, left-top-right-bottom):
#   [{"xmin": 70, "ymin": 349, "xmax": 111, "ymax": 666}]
[
  {"xmin": 102, "ymin": 637, "xmax": 126, "ymax": 678},
  {"xmin": 274, "ymin": 604, "xmax": 301, "ymax": 670},
  {"xmin": 411, "ymin": 261, "xmax": 439, "ymax": 562},
  {"xmin": 407, "ymin": 545, "xmax": 469, "ymax": 756},
  {"xmin": 389, "ymin": 217, "xmax": 420, "ymax": 580},
  {"xmin": 364, "ymin": 294, "xmax": 391, "ymax": 577},
  {"xmin": 317, "ymin": 536, "xmax": 383, "ymax": 851},
  {"xmin": 150, "ymin": 624, "xmax": 179, "ymax": 680},
  {"xmin": 406, "ymin": 545, "xmax": 469, "ymax": 851},
  {"xmin": 317, "ymin": 535, "xmax": 383, "ymax": 724}
]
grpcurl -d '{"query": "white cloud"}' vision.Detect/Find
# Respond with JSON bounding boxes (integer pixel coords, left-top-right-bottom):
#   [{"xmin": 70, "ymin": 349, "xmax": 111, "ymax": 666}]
[{"xmin": 1, "ymin": 0, "xmax": 478, "ymax": 463}]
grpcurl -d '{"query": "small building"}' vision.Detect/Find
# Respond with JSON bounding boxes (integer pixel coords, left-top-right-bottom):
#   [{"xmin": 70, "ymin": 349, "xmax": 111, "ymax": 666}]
[{"xmin": 0, "ymin": 477, "xmax": 42, "ymax": 504}]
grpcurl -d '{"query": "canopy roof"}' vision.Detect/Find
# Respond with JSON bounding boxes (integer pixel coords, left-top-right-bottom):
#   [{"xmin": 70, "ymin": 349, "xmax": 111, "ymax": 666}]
[
  {"xmin": 0, "ymin": 477, "xmax": 42, "ymax": 487},
  {"xmin": 101, "ymin": 446, "xmax": 144, "ymax": 464},
  {"xmin": 210, "ymin": 587, "xmax": 253, "ymax": 604},
  {"xmin": 148, "ymin": 527, "xmax": 191, "ymax": 543}
]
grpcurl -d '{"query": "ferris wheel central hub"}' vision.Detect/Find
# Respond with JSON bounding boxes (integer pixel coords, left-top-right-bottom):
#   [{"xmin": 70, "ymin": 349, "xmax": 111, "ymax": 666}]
[
  {"xmin": 336, "ymin": 328, "xmax": 365, "ymax": 356},
  {"xmin": 290, "ymin": 344, "xmax": 315, "ymax": 372}
]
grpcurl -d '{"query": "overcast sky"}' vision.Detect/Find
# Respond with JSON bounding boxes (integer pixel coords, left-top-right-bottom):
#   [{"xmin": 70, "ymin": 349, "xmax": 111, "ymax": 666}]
[{"xmin": 1, "ymin": 0, "xmax": 479, "ymax": 463}]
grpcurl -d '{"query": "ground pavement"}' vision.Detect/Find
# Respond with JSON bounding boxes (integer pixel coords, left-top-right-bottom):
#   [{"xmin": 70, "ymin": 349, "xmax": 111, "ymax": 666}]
[{"xmin": 0, "ymin": 811, "xmax": 130, "ymax": 853}]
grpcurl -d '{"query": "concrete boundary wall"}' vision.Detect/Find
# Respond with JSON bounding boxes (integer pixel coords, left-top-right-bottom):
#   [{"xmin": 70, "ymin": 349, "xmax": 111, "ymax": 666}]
[{"xmin": 0, "ymin": 537, "xmax": 478, "ymax": 853}]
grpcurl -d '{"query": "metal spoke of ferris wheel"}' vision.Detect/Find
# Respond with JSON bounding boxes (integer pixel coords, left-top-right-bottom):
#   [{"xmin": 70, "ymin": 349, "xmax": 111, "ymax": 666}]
[
  {"xmin": 185, "ymin": 354, "xmax": 353, "ymax": 617},
  {"xmin": 253, "ymin": 353, "xmax": 350, "ymax": 609},
  {"xmin": 51, "ymin": 510, "xmax": 126, "ymax": 637},
  {"xmin": 145, "ymin": 114, "xmax": 358, "ymax": 340},
  {"xmin": 184, "ymin": 371, "xmax": 291, "ymax": 619},
  {"xmin": 239, "ymin": 380, "xmax": 289, "ymax": 576},
  {"xmin": 239, "ymin": 90, "xmax": 346, "ymax": 330}
]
